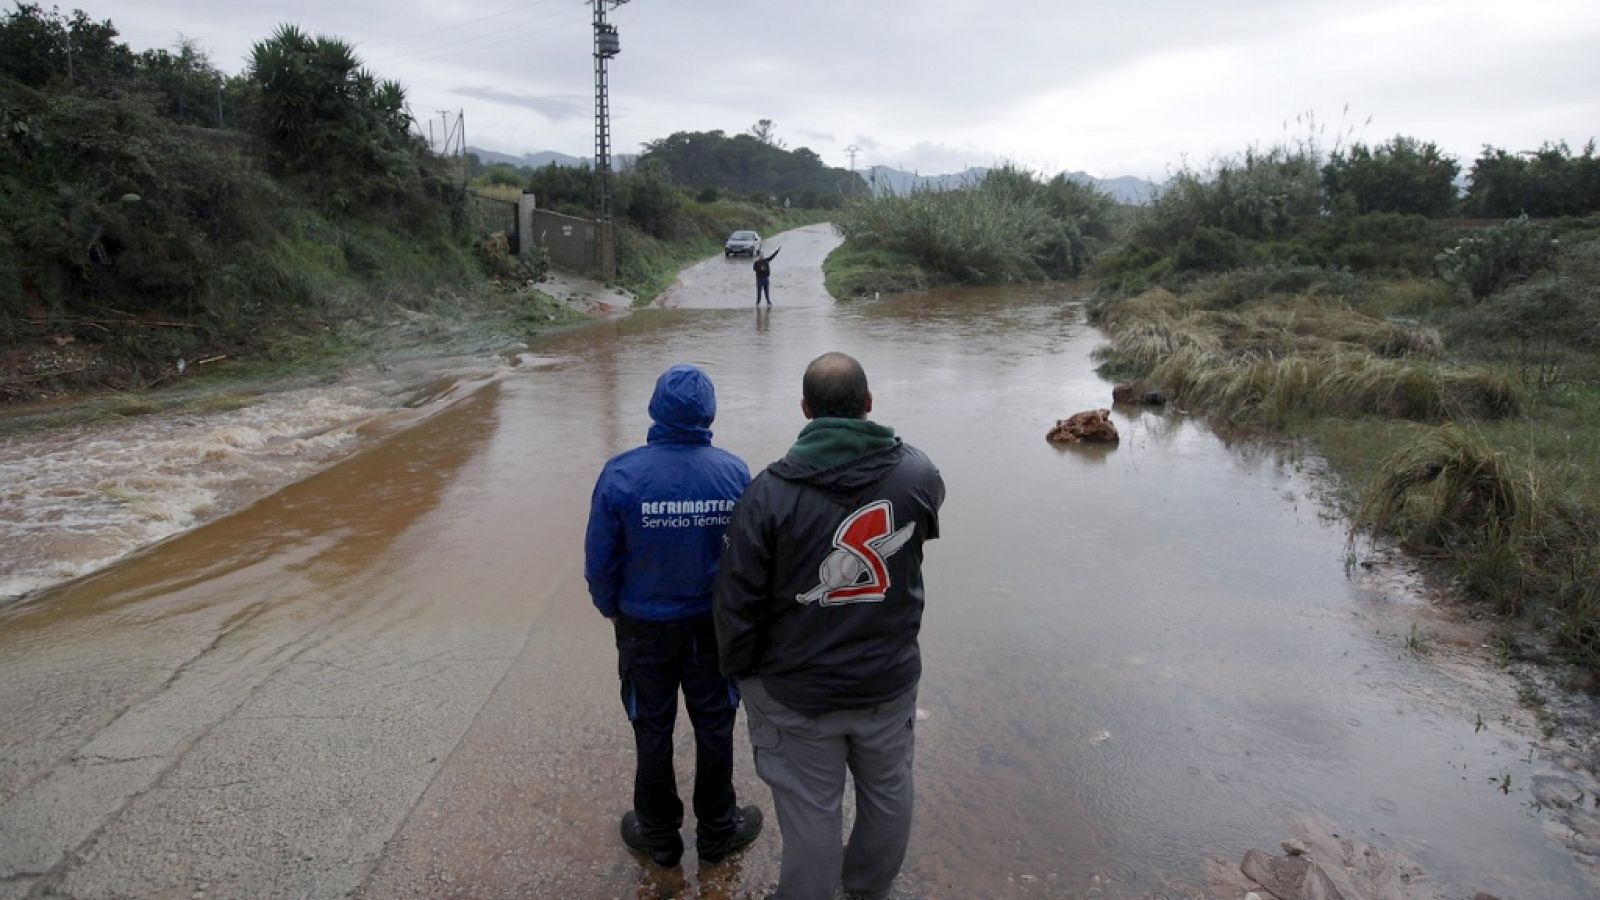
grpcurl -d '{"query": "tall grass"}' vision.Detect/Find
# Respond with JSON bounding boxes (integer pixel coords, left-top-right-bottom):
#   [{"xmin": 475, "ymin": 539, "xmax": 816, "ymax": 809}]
[
  {"xmin": 1355, "ymin": 425, "xmax": 1600, "ymax": 666},
  {"xmin": 1094, "ymin": 284, "xmax": 1514, "ymax": 425}
]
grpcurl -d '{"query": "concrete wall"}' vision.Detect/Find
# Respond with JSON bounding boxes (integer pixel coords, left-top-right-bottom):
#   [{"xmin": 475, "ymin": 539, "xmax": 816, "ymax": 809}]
[{"xmin": 517, "ymin": 195, "xmax": 615, "ymax": 279}]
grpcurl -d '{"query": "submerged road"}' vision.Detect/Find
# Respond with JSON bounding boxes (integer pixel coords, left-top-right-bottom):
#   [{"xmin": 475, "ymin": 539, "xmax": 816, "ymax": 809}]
[{"xmin": 3, "ymin": 223, "xmax": 1597, "ymax": 898}]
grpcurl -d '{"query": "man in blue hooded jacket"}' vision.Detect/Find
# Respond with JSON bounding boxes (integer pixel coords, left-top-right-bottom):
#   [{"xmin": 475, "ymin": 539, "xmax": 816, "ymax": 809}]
[{"xmin": 584, "ymin": 364, "xmax": 764, "ymax": 869}]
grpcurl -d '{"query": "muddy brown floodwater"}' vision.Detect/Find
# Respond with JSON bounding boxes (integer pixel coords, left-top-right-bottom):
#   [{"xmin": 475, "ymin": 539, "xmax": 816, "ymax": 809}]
[{"xmin": 2, "ymin": 228, "xmax": 1598, "ymax": 898}]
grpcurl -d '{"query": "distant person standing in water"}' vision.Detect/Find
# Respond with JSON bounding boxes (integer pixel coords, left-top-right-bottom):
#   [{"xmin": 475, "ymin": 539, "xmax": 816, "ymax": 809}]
[{"xmin": 754, "ymin": 247, "xmax": 781, "ymax": 305}]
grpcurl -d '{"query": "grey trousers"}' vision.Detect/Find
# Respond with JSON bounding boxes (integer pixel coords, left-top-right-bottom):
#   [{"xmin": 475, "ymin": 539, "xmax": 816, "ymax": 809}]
[{"xmin": 740, "ymin": 677, "xmax": 918, "ymax": 900}]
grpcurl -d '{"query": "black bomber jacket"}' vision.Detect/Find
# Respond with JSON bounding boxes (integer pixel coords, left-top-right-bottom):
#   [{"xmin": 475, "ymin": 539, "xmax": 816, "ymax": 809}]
[{"xmin": 713, "ymin": 440, "xmax": 945, "ymax": 714}]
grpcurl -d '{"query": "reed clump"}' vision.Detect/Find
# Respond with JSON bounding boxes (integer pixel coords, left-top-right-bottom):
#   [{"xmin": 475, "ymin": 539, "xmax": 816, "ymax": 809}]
[
  {"xmin": 1094, "ymin": 286, "xmax": 1512, "ymax": 426},
  {"xmin": 1354, "ymin": 425, "xmax": 1600, "ymax": 666}
]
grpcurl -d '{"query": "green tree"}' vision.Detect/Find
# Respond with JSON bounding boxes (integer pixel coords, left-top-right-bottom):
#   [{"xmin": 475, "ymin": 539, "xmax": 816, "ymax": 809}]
[
  {"xmin": 524, "ymin": 163, "xmax": 597, "ymax": 215},
  {"xmin": 0, "ymin": 4, "xmax": 131, "ymax": 88},
  {"xmin": 1465, "ymin": 141, "xmax": 1600, "ymax": 217},
  {"xmin": 638, "ymin": 129, "xmax": 860, "ymax": 205},
  {"xmin": 1322, "ymin": 136, "xmax": 1460, "ymax": 216},
  {"xmin": 748, "ymin": 118, "xmax": 783, "ymax": 149}
]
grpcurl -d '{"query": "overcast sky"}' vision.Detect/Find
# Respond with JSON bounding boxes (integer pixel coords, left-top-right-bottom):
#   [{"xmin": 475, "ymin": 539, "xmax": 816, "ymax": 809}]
[{"xmin": 94, "ymin": 0, "xmax": 1600, "ymax": 180}]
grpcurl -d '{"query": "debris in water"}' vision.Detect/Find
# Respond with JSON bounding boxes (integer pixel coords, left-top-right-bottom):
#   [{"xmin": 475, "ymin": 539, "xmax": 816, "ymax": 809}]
[
  {"xmin": 1047, "ymin": 409, "xmax": 1119, "ymax": 444},
  {"xmin": 1092, "ymin": 730, "xmax": 1111, "ymax": 745}
]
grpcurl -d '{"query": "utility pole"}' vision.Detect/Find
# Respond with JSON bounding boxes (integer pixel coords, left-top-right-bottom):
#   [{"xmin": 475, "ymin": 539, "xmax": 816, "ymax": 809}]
[
  {"xmin": 593, "ymin": 0, "xmax": 629, "ymax": 222},
  {"xmin": 844, "ymin": 144, "xmax": 861, "ymax": 171}
]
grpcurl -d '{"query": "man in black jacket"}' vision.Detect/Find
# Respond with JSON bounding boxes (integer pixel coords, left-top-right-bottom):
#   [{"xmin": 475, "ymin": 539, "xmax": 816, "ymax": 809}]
[
  {"xmin": 753, "ymin": 246, "xmax": 781, "ymax": 305},
  {"xmin": 714, "ymin": 352, "xmax": 944, "ymax": 900}
]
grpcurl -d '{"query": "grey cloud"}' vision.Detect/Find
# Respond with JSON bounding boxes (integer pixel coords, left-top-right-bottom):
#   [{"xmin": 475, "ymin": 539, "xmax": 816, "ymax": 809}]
[{"xmin": 451, "ymin": 87, "xmax": 588, "ymax": 121}]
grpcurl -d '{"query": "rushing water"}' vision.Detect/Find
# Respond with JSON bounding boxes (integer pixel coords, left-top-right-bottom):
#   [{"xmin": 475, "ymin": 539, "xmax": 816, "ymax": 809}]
[
  {"xmin": 0, "ymin": 362, "xmax": 514, "ymax": 603},
  {"xmin": 2, "ymin": 234, "xmax": 1597, "ymax": 898}
]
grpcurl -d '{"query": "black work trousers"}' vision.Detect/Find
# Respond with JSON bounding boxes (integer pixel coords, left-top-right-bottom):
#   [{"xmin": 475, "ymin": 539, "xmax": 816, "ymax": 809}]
[{"xmin": 614, "ymin": 612, "xmax": 740, "ymax": 847}]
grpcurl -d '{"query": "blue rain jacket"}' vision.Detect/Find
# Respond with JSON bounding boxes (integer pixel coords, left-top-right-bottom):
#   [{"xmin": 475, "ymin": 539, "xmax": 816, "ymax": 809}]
[{"xmin": 585, "ymin": 365, "xmax": 752, "ymax": 622}]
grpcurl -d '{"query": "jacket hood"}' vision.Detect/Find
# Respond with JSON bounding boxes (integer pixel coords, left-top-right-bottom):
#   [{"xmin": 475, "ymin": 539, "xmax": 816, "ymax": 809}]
[
  {"xmin": 769, "ymin": 438, "xmax": 905, "ymax": 495},
  {"xmin": 647, "ymin": 364, "xmax": 715, "ymax": 445},
  {"xmin": 785, "ymin": 418, "xmax": 898, "ymax": 470}
]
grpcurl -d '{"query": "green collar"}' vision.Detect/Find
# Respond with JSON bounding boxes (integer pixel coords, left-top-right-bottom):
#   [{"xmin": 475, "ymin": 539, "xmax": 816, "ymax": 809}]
[{"xmin": 788, "ymin": 417, "xmax": 898, "ymax": 469}]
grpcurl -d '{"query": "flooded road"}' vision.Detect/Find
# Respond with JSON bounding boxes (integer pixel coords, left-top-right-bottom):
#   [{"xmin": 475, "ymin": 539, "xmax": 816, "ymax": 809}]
[
  {"xmin": 657, "ymin": 223, "xmax": 839, "ymax": 310},
  {"xmin": 3, "ymin": 237, "xmax": 1599, "ymax": 897}
]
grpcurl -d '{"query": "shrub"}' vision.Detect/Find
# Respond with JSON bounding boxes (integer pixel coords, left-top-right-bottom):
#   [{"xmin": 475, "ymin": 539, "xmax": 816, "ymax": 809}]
[
  {"xmin": 1294, "ymin": 212, "xmax": 1446, "ymax": 275},
  {"xmin": 614, "ymin": 169, "xmax": 683, "ymax": 239},
  {"xmin": 1133, "ymin": 146, "xmax": 1322, "ymax": 254},
  {"xmin": 835, "ymin": 165, "xmax": 1114, "ymax": 285},
  {"xmin": 1174, "ymin": 226, "xmax": 1250, "ymax": 272},
  {"xmin": 1436, "ymin": 215, "xmax": 1558, "ymax": 299},
  {"xmin": 525, "ymin": 163, "xmax": 595, "ymax": 215},
  {"xmin": 1444, "ymin": 273, "xmax": 1600, "ymax": 351}
]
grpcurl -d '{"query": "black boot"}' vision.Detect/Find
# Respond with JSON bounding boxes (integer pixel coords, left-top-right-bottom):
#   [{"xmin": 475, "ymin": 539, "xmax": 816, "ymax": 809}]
[
  {"xmin": 621, "ymin": 810, "xmax": 684, "ymax": 868},
  {"xmin": 696, "ymin": 805, "xmax": 763, "ymax": 864}
]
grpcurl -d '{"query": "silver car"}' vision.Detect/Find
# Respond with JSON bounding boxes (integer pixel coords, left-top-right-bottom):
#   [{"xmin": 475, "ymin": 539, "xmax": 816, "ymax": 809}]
[{"xmin": 725, "ymin": 230, "xmax": 762, "ymax": 258}]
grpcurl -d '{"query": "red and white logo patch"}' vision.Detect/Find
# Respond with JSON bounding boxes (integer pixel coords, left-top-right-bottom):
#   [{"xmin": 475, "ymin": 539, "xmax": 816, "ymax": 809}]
[{"xmin": 797, "ymin": 500, "xmax": 915, "ymax": 606}]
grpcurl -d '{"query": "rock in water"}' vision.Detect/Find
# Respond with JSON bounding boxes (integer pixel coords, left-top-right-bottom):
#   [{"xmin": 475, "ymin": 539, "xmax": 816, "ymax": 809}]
[
  {"xmin": 1240, "ymin": 847, "xmax": 1348, "ymax": 900},
  {"xmin": 1241, "ymin": 848, "xmax": 1310, "ymax": 898},
  {"xmin": 1112, "ymin": 382, "xmax": 1139, "ymax": 404},
  {"xmin": 1047, "ymin": 409, "xmax": 1119, "ymax": 444}
]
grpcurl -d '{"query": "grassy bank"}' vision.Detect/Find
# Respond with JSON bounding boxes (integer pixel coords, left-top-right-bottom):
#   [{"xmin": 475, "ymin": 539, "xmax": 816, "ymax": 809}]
[
  {"xmin": 822, "ymin": 244, "xmax": 941, "ymax": 299},
  {"xmin": 1091, "ymin": 222, "xmax": 1600, "ymax": 679}
]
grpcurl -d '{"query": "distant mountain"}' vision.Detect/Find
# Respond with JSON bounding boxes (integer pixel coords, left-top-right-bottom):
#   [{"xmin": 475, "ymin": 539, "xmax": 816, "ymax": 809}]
[
  {"xmin": 1065, "ymin": 172, "xmax": 1158, "ymax": 205},
  {"xmin": 466, "ymin": 147, "xmax": 639, "ymax": 170},
  {"xmin": 862, "ymin": 165, "xmax": 990, "ymax": 195},
  {"xmin": 863, "ymin": 164, "xmax": 1157, "ymax": 205}
]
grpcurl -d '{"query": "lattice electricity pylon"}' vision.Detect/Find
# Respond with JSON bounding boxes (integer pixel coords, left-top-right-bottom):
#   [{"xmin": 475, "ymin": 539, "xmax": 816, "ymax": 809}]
[{"xmin": 593, "ymin": 1, "xmax": 628, "ymax": 222}]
